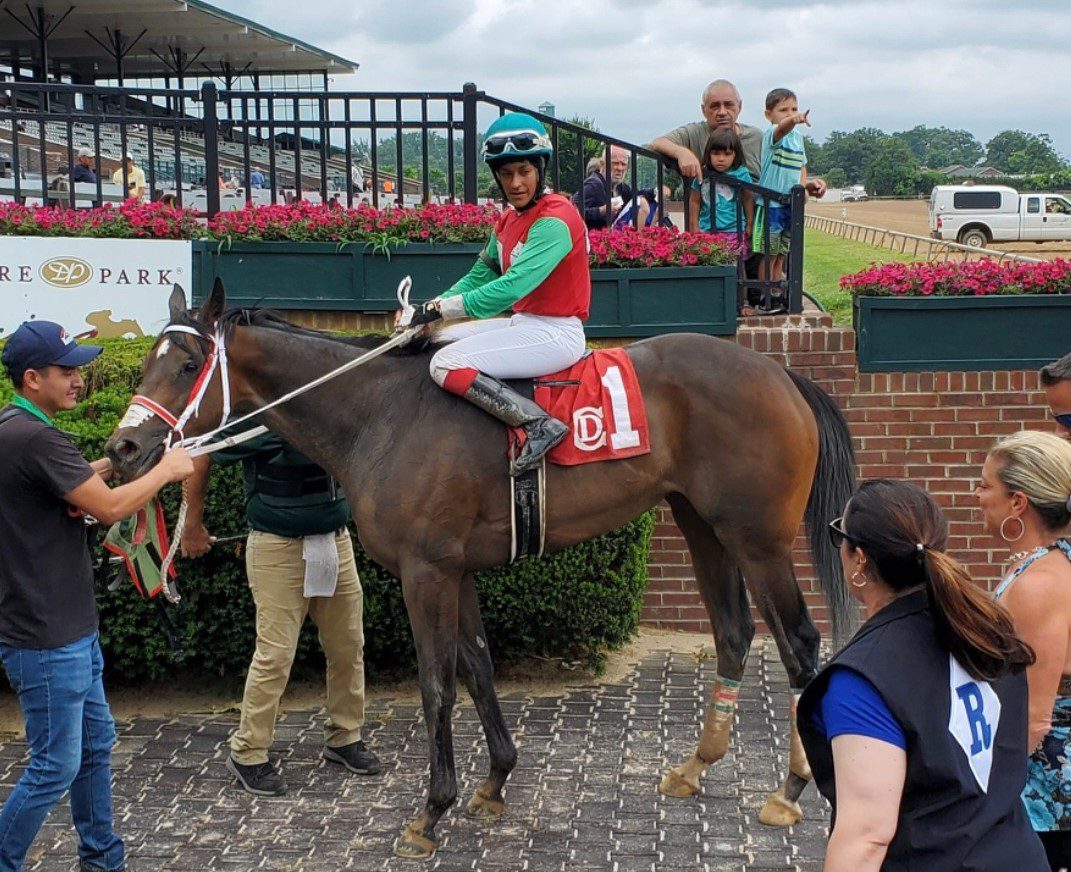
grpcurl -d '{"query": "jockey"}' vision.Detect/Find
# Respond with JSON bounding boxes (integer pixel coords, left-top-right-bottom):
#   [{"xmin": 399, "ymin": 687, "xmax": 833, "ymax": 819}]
[{"xmin": 408, "ymin": 112, "xmax": 591, "ymax": 475}]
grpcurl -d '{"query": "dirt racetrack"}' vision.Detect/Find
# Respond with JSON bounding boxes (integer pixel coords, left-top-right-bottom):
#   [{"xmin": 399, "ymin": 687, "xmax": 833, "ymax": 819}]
[{"xmin": 809, "ymin": 198, "xmax": 1071, "ymax": 260}]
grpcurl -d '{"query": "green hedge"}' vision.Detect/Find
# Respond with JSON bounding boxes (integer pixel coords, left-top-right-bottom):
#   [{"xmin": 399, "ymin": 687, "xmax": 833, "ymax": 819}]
[{"xmin": 0, "ymin": 338, "xmax": 653, "ymax": 682}]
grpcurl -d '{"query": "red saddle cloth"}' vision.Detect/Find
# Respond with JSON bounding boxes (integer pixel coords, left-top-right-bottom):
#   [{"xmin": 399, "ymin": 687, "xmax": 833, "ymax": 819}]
[{"xmin": 522, "ymin": 347, "xmax": 650, "ymax": 466}]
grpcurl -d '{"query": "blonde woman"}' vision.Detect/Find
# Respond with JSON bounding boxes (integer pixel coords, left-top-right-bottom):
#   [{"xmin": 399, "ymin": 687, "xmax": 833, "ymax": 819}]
[{"xmin": 978, "ymin": 431, "xmax": 1071, "ymax": 870}]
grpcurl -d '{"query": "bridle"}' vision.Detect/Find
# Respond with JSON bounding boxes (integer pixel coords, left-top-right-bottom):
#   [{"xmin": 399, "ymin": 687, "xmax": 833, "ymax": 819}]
[{"xmin": 122, "ymin": 324, "xmax": 232, "ymax": 449}]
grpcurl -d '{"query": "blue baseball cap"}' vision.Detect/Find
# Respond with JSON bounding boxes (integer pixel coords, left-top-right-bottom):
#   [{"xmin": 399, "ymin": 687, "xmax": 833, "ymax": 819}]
[{"xmin": 1, "ymin": 321, "xmax": 102, "ymax": 377}]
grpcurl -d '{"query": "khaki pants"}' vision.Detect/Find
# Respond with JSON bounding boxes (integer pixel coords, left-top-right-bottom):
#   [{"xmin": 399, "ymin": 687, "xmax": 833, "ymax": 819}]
[{"xmin": 230, "ymin": 530, "xmax": 366, "ymax": 765}]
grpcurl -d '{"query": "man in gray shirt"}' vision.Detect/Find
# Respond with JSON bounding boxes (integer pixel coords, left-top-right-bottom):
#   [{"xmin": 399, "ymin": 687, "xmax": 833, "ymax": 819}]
[{"xmin": 649, "ymin": 80, "xmax": 763, "ymax": 181}]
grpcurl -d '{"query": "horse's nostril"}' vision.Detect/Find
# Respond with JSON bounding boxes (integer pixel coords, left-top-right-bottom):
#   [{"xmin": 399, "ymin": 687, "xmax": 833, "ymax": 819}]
[{"xmin": 112, "ymin": 438, "xmax": 141, "ymax": 461}]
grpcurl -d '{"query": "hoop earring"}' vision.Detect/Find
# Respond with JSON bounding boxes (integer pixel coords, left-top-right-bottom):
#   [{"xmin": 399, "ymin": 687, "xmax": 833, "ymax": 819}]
[
  {"xmin": 999, "ymin": 516, "xmax": 1025, "ymax": 543},
  {"xmin": 850, "ymin": 569, "xmax": 868, "ymax": 588}
]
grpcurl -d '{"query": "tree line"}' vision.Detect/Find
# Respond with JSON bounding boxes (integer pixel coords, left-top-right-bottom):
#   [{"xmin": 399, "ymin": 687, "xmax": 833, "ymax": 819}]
[
  {"xmin": 354, "ymin": 123, "xmax": 1068, "ymax": 200},
  {"xmin": 804, "ymin": 126, "xmax": 1069, "ymax": 196}
]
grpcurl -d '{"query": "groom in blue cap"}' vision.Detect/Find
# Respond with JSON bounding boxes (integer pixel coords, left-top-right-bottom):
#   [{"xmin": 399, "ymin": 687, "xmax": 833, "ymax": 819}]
[{"xmin": 0, "ymin": 321, "xmax": 193, "ymax": 872}]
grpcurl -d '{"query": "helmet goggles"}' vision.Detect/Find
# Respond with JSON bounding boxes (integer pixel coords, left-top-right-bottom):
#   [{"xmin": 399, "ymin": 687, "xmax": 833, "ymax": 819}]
[{"xmin": 483, "ymin": 130, "xmax": 552, "ymax": 159}]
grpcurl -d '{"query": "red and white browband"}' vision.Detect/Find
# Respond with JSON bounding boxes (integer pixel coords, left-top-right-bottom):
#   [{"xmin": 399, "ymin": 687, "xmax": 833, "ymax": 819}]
[{"xmin": 119, "ymin": 324, "xmax": 231, "ymax": 445}]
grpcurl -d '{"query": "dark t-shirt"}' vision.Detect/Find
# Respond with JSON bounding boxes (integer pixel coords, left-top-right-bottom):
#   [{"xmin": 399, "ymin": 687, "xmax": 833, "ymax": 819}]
[{"xmin": 0, "ymin": 406, "xmax": 98, "ymax": 648}]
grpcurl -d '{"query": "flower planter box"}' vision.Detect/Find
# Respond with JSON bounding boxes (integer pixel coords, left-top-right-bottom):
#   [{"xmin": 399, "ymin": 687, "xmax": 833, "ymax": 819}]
[
  {"xmin": 191, "ymin": 241, "xmax": 738, "ymax": 336},
  {"xmin": 587, "ymin": 265, "xmax": 736, "ymax": 337},
  {"xmin": 854, "ymin": 294, "xmax": 1071, "ymax": 372},
  {"xmin": 190, "ymin": 241, "xmax": 484, "ymax": 311}
]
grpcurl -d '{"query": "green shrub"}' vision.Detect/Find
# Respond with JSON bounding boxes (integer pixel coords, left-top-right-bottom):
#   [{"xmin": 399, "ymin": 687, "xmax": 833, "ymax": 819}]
[{"xmin": 0, "ymin": 339, "xmax": 653, "ymax": 682}]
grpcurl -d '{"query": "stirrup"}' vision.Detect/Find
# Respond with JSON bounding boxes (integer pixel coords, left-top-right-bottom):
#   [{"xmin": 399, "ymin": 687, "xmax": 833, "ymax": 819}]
[{"xmin": 510, "ymin": 418, "xmax": 568, "ymax": 476}]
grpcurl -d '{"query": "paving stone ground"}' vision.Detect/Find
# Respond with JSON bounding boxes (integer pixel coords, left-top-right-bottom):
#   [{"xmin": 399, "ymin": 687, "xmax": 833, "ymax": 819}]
[{"xmin": 0, "ymin": 639, "xmax": 830, "ymax": 871}]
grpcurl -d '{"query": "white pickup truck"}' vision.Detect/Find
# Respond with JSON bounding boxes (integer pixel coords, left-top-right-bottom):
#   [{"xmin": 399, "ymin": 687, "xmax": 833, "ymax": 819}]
[{"xmin": 929, "ymin": 185, "xmax": 1071, "ymax": 247}]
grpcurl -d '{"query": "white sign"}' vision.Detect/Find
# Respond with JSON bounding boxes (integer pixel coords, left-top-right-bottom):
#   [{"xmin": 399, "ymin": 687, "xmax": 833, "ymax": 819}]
[{"xmin": 0, "ymin": 237, "xmax": 192, "ymax": 339}]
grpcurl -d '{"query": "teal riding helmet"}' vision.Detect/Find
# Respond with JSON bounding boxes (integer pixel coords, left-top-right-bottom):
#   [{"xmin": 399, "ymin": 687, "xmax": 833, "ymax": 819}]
[{"xmin": 482, "ymin": 112, "xmax": 554, "ymax": 209}]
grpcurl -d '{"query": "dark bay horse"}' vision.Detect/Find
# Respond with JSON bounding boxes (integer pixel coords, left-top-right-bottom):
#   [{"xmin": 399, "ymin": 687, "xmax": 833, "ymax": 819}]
[{"xmin": 105, "ymin": 283, "xmax": 855, "ymax": 859}]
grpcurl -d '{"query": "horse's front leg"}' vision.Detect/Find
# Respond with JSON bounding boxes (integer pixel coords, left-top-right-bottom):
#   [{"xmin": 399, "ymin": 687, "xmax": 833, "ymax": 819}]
[
  {"xmin": 394, "ymin": 560, "xmax": 462, "ymax": 860},
  {"xmin": 456, "ymin": 571, "xmax": 517, "ymax": 819}
]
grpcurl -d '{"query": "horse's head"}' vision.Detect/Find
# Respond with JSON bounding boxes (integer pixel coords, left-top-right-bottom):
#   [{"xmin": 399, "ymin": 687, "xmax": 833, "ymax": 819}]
[{"xmin": 105, "ymin": 280, "xmax": 228, "ymax": 480}]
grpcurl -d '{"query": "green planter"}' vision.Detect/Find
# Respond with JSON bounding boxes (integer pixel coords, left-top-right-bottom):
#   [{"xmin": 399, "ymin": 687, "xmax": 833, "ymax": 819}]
[
  {"xmin": 854, "ymin": 294, "xmax": 1071, "ymax": 372},
  {"xmin": 190, "ymin": 240, "xmax": 483, "ymax": 310},
  {"xmin": 587, "ymin": 265, "xmax": 737, "ymax": 337},
  {"xmin": 191, "ymin": 241, "xmax": 737, "ymax": 336}
]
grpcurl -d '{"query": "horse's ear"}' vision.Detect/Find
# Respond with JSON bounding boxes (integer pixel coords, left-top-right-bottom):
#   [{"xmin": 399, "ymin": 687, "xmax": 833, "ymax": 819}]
[
  {"xmin": 168, "ymin": 284, "xmax": 187, "ymax": 321},
  {"xmin": 199, "ymin": 277, "xmax": 226, "ymax": 325}
]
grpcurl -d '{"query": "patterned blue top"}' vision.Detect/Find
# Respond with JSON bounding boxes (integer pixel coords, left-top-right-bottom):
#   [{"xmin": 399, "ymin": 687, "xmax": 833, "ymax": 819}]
[
  {"xmin": 690, "ymin": 165, "xmax": 752, "ymax": 233},
  {"xmin": 995, "ymin": 538, "xmax": 1071, "ymax": 832},
  {"xmin": 758, "ymin": 126, "xmax": 806, "ymax": 206}
]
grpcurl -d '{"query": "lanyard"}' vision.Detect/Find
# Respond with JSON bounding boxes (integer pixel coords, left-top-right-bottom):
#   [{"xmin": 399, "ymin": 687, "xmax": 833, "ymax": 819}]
[{"xmin": 11, "ymin": 395, "xmax": 53, "ymax": 426}]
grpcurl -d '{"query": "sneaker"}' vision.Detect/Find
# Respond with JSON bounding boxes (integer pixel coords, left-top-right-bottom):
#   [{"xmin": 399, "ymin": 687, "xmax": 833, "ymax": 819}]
[
  {"xmin": 324, "ymin": 740, "xmax": 382, "ymax": 775},
  {"xmin": 226, "ymin": 755, "xmax": 288, "ymax": 796},
  {"xmin": 756, "ymin": 297, "xmax": 786, "ymax": 315},
  {"xmin": 79, "ymin": 862, "xmax": 124, "ymax": 872}
]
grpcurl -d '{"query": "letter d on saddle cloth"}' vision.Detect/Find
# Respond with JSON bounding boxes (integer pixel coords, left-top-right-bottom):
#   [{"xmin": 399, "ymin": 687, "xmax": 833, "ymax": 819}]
[{"xmin": 504, "ymin": 348, "xmax": 650, "ymax": 563}]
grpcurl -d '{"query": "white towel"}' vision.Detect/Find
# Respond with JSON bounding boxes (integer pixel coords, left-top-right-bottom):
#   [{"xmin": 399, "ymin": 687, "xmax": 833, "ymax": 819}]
[{"xmin": 302, "ymin": 533, "xmax": 339, "ymax": 598}]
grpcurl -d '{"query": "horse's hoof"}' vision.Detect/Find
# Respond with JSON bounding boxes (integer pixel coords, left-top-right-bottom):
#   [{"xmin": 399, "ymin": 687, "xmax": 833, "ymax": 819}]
[
  {"xmin": 465, "ymin": 788, "xmax": 505, "ymax": 820},
  {"xmin": 757, "ymin": 787, "xmax": 803, "ymax": 826},
  {"xmin": 658, "ymin": 767, "xmax": 699, "ymax": 798},
  {"xmin": 393, "ymin": 824, "xmax": 437, "ymax": 860}
]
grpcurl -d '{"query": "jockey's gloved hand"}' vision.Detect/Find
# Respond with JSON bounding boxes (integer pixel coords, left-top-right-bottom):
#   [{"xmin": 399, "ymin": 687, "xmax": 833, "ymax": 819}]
[{"xmin": 408, "ymin": 300, "xmax": 443, "ymax": 328}]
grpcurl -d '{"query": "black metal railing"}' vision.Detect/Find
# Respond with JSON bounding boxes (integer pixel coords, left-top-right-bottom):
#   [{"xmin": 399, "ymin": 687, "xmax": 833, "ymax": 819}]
[{"xmin": 0, "ymin": 79, "xmax": 805, "ymax": 312}]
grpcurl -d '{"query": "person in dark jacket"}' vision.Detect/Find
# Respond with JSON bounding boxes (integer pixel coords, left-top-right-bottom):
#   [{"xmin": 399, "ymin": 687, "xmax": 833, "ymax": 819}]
[
  {"xmin": 574, "ymin": 144, "xmax": 633, "ymax": 229},
  {"xmin": 71, "ymin": 148, "xmax": 96, "ymax": 184},
  {"xmin": 798, "ymin": 479, "xmax": 1046, "ymax": 871}
]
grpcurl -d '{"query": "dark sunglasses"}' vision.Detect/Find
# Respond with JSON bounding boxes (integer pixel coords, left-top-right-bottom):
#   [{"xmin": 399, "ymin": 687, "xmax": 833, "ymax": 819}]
[
  {"xmin": 484, "ymin": 131, "xmax": 547, "ymax": 155},
  {"xmin": 1052, "ymin": 410, "xmax": 1071, "ymax": 429},
  {"xmin": 828, "ymin": 516, "xmax": 853, "ymax": 549}
]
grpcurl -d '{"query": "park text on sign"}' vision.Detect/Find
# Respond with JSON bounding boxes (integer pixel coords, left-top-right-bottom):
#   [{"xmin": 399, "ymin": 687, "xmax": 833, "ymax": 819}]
[{"xmin": 0, "ymin": 237, "xmax": 192, "ymax": 338}]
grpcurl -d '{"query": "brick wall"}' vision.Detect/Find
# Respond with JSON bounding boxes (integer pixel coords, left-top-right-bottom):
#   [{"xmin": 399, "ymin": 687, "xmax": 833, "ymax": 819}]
[{"xmin": 641, "ymin": 314, "xmax": 1049, "ymax": 635}]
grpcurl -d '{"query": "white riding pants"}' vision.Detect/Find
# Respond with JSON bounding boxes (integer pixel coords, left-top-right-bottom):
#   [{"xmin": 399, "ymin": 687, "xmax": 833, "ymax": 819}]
[{"xmin": 429, "ymin": 313, "xmax": 586, "ymax": 386}]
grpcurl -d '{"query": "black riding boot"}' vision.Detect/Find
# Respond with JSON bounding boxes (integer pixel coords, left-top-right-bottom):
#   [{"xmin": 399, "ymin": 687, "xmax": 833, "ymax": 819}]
[{"xmin": 463, "ymin": 373, "xmax": 569, "ymax": 476}]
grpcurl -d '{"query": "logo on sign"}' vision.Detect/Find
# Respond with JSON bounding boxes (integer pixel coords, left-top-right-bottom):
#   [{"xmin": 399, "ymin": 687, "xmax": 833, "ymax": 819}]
[
  {"xmin": 40, "ymin": 257, "xmax": 93, "ymax": 288},
  {"xmin": 573, "ymin": 406, "xmax": 606, "ymax": 451},
  {"xmin": 948, "ymin": 653, "xmax": 1001, "ymax": 792}
]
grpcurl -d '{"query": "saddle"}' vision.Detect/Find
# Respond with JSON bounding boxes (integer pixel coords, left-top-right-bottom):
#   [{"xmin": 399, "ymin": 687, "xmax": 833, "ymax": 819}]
[{"xmin": 505, "ymin": 347, "xmax": 650, "ymax": 563}]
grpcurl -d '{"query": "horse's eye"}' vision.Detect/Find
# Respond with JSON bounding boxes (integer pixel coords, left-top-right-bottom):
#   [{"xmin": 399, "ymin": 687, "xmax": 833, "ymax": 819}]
[{"xmin": 182, "ymin": 360, "xmax": 199, "ymax": 373}]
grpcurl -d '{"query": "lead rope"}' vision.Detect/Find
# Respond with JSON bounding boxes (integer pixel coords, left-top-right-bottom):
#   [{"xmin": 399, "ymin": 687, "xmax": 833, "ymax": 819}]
[
  {"xmin": 158, "ymin": 482, "xmax": 188, "ymax": 602},
  {"xmin": 152, "ymin": 277, "xmax": 420, "ymax": 603}
]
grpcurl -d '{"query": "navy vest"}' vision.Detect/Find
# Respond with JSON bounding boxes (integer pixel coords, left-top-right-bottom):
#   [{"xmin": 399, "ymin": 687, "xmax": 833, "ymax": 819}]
[{"xmin": 798, "ymin": 590, "xmax": 1047, "ymax": 871}]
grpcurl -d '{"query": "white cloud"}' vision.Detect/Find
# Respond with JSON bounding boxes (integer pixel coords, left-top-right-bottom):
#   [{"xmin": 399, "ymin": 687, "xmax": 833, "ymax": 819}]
[{"xmin": 208, "ymin": 0, "xmax": 1071, "ymax": 157}]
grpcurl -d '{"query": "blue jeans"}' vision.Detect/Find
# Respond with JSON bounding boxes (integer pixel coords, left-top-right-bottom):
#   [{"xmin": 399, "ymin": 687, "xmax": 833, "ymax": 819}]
[{"xmin": 0, "ymin": 632, "xmax": 124, "ymax": 872}]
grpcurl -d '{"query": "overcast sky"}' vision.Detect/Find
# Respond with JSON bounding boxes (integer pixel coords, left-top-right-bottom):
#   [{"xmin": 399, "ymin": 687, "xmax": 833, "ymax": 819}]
[{"xmin": 211, "ymin": 0, "xmax": 1070, "ymax": 156}]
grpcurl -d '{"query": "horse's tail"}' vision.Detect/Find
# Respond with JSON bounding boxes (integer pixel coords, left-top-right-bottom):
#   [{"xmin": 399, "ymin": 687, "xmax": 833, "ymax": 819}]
[{"xmin": 785, "ymin": 369, "xmax": 857, "ymax": 646}]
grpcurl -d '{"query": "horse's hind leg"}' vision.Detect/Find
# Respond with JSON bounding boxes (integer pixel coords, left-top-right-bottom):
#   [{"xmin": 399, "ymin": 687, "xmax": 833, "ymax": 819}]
[
  {"xmin": 394, "ymin": 562, "xmax": 462, "ymax": 860},
  {"xmin": 659, "ymin": 495, "xmax": 755, "ymax": 798},
  {"xmin": 736, "ymin": 552, "xmax": 821, "ymax": 827},
  {"xmin": 456, "ymin": 572, "xmax": 517, "ymax": 820}
]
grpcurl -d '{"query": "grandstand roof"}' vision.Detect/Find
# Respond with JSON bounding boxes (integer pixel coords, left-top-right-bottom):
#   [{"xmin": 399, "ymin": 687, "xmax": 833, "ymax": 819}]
[{"xmin": 1, "ymin": 0, "xmax": 359, "ymax": 81}]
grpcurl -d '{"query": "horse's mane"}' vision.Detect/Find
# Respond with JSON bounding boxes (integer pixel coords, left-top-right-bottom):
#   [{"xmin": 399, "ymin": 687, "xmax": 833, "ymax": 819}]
[
  {"xmin": 169, "ymin": 305, "xmax": 435, "ymax": 358},
  {"xmin": 217, "ymin": 308, "xmax": 393, "ymax": 350}
]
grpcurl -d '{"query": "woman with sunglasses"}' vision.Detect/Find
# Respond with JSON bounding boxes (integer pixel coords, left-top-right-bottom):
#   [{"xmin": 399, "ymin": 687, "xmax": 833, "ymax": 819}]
[
  {"xmin": 797, "ymin": 479, "xmax": 1043, "ymax": 872},
  {"xmin": 978, "ymin": 431, "xmax": 1071, "ymax": 871},
  {"xmin": 406, "ymin": 112, "xmax": 590, "ymax": 476},
  {"xmin": 1042, "ymin": 353, "xmax": 1071, "ymax": 441}
]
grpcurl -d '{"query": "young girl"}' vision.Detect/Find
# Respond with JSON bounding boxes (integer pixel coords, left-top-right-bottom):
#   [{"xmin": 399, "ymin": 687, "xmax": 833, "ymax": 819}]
[
  {"xmin": 688, "ymin": 127, "xmax": 754, "ymax": 246},
  {"xmin": 688, "ymin": 127, "xmax": 755, "ymax": 313}
]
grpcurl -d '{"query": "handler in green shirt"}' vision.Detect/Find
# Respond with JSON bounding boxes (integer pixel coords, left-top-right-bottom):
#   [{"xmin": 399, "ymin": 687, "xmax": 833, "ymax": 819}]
[{"xmin": 181, "ymin": 433, "xmax": 380, "ymax": 796}]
